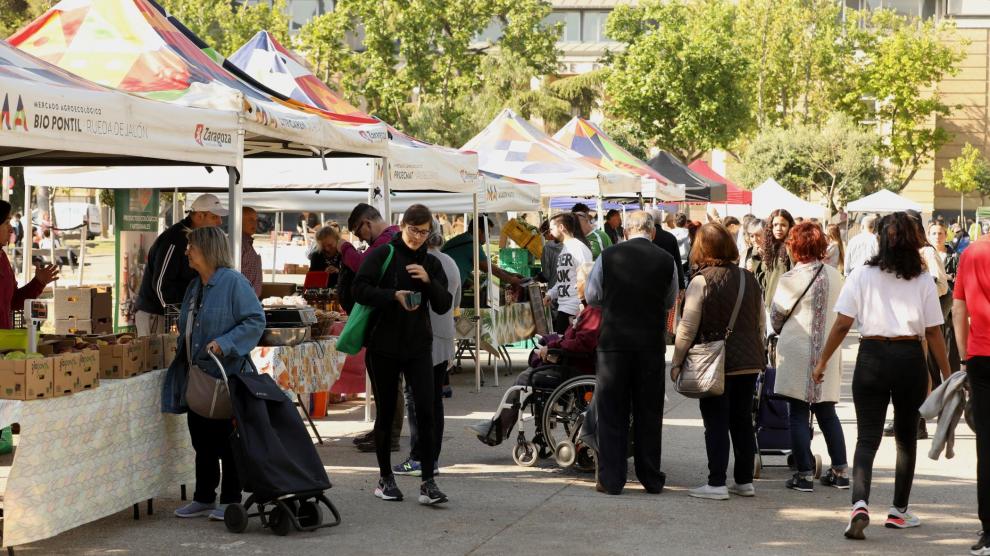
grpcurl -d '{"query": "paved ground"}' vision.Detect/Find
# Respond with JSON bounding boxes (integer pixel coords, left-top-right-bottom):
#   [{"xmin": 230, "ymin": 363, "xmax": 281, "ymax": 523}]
[{"xmin": 13, "ymin": 337, "xmax": 981, "ymax": 555}]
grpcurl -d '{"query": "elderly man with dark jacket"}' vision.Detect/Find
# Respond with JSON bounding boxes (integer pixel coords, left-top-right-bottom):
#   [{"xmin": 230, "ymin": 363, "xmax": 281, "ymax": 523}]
[{"xmin": 585, "ymin": 210, "xmax": 678, "ymax": 495}]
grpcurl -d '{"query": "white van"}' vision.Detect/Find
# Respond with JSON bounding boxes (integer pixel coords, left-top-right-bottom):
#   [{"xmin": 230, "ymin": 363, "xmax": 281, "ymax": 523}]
[{"xmin": 49, "ymin": 203, "xmax": 101, "ymax": 239}]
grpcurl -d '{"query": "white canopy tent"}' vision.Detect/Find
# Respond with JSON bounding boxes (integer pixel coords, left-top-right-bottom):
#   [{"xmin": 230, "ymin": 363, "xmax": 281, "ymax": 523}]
[
  {"xmin": 845, "ymin": 189, "xmax": 922, "ymax": 213},
  {"xmin": 751, "ymin": 178, "xmax": 826, "ymax": 220}
]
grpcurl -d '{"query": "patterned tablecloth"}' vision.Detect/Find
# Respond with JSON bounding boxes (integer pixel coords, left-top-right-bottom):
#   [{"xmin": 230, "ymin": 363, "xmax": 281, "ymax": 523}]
[
  {"xmin": 251, "ymin": 338, "xmax": 345, "ymax": 395},
  {"xmin": 0, "ymin": 370, "xmax": 195, "ymax": 548},
  {"xmin": 455, "ymin": 303, "xmax": 542, "ymax": 352}
]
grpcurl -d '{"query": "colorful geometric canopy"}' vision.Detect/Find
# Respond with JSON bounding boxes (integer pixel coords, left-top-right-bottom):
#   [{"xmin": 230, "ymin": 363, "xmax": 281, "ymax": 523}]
[
  {"xmin": 688, "ymin": 160, "xmax": 752, "ymax": 205},
  {"xmin": 9, "ymin": 0, "xmax": 388, "ymax": 157},
  {"xmin": 462, "ymin": 109, "xmax": 640, "ymax": 197},
  {"xmin": 553, "ymin": 117, "xmax": 684, "ymax": 201},
  {"xmin": 229, "ymin": 30, "xmax": 477, "ymax": 191},
  {"xmin": 0, "ymin": 38, "xmax": 239, "ymax": 166}
]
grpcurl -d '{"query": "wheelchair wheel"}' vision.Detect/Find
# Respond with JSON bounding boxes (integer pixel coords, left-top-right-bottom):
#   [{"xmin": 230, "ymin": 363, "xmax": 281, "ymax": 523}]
[
  {"xmin": 541, "ymin": 376, "xmax": 596, "ymax": 454},
  {"xmin": 813, "ymin": 454, "xmax": 823, "ymax": 479},
  {"xmin": 512, "ymin": 441, "xmax": 539, "ymax": 467},
  {"xmin": 554, "ymin": 440, "xmax": 576, "ymax": 468}
]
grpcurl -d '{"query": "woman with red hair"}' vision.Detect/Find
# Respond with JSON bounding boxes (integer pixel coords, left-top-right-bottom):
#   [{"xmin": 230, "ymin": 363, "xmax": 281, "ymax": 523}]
[{"xmin": 770, "ymin": 222, "xmax": 848, "ymax": 494}]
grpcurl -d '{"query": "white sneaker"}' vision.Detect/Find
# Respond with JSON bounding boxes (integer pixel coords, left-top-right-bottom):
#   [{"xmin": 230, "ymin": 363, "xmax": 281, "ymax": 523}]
[
  {"xmin": 885, "ymin": 507, "xmax": 921, "ymax": 529},
  {"xmin": 689, "ymin": 484, "xmax": 729, "ymax": 500},
  {"xmin": 728, "ymin": 483, "xmax": 755, "ymax": 497}
]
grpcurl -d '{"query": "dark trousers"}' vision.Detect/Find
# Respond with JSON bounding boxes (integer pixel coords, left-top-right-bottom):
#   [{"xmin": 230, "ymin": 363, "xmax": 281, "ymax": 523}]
[
  {"xmin": 552, "ymin": 311, "xmax": 573, "ymax": 336},
  {"xmin": 699, "ymin": 373, "xmax": 757, "ymax": 487},
  {"xmin": 408, "ymin": 362, "xmax": 448, "ymax": 464},
  {"xmin": 851, "ymin": 339, "xmax": 928, "ymax": 508},
  {"xmin": 367, "ymin": 351, "xmax": 436, "ymax": 480},
  {"xmin": 187, "ymin": 411, "xmax": 241, "ymax": 504},
  {"xmin": 787, "ymin": 400, "xmax": 848, "ymax": 474},
  {"xmin": 594, "ymin": 350, "xmax": 665, "ymax": 494},
  {"xmin": 970, "ymin": 357, "xmax": 990, "ymax": 530}
]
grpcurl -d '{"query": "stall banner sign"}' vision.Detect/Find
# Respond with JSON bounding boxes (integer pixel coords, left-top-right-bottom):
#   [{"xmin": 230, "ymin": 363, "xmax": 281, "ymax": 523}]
[{"xmin": 114, "ymin": 189, "xmax": 160, "ymax": 331}]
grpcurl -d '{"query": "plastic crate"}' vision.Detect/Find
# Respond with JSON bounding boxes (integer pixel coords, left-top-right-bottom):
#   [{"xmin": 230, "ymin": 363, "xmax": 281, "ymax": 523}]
[{"xmin": 498, "ymin": 248, "xmax": 531, "ymax": 278}]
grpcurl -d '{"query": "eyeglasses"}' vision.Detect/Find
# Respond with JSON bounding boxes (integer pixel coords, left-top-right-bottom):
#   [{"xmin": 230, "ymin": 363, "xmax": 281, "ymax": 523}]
[{"xmin": 406, "ymin": 226, "xmax": 431, "ymax": 238}]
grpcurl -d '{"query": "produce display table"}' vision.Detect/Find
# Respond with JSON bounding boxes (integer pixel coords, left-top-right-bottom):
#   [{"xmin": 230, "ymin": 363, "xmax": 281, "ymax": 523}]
[
  {"xmin": 455, "ymin": 303, "xmax": 540, "ymax": 351},
  {"xmin": 250, "ymin": 338, "xmax": 345, "ymax": 395},
  {"xmin": 0, "ymin": 370, "xmax": 194, "ymax": 548}
]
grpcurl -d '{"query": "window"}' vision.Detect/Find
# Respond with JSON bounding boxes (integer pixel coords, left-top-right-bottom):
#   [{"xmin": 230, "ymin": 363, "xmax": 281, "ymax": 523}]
[
  {"xmin": 582, "ymin": 11, "xmax": 611, "ymax": 43},
  {"xmin": 545, "ymin": 11, "xmax": 581, "ymax": 42},
  {"xmin": 287, "ymin": 0, "xmax": 333, "ymax": 33},
  {"xmin": 884, "ymin": 0, "xmax": 923, "ymax": 17},
  {"xmin": 477, "ymin": 18, "xmax": 504, "ymax": 43},
  {"xmin": 948, "ymin": 0, "xmax": 990, "ymax": 15}
]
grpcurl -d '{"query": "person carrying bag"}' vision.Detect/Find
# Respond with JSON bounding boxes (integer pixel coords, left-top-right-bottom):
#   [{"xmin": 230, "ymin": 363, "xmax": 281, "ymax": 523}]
[{"xmin": 337, "ymin": 244, "xmax": 394, "ymax": 355}]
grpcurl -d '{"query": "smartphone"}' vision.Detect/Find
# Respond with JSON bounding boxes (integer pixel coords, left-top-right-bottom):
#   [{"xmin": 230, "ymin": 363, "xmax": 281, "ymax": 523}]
[{"xmin": 407, "ymin": 291, "xmax": 422, "ymax": 307}]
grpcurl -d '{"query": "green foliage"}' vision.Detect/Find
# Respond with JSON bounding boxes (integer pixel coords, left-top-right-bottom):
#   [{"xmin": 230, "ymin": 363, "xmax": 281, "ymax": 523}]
[
  {"xmin": 599, "ymin": 119, "xmax": 650, "ymax": 162},
  {"xmin": 830, "ymin": 10, "xmax": 964, "ymax": 191},
  {"xmin": 942, "ymin": 143, "xmax": 990, "ymax": 201},
  {"xmin": 98, "ymin": 189, "xmax": 114, "ymax": 210},
  {"xmin": 739, "ymin": 114, "xmax": 883, "ymax": 214},
  {"xmin": 297, "ymin": 0, "xmax": 560, "ymax": 146},
  {"xmin": 0, "ymin": 0, "xmax": 53, "ymax": 37},
  {"xmin": 159, "ymin": 0, "xmax": 291, "ymax": 57},
  {"xmin": 604, "ymin": 0, "xmax": 753, "ymax": 163}
]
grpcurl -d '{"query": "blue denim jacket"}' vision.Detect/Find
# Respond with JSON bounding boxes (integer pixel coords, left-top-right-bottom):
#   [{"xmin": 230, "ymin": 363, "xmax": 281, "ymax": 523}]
[{"xmin": 161, "ymin": 267, "xmax": 265, "ymax": 414}]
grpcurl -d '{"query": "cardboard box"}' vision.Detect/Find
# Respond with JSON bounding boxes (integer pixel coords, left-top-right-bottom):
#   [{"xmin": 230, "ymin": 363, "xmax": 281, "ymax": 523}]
[
  {"xmin": 77, "ymin": 349, "xmax": 99, "ymax": 391},
  {"xmin": 53, "ymin": 287, "xmax": 92, "ymax": 320},
  {"xmin": 90, "ymin": 286, "xmax": 113, "ymax": 320},
  {"xmin": 0, "ymin": 356, "xmax": 55, "ymax": 400},
  {"xmin": 90, "ymin": 316, "xmax": 113, "ymax": 335},
  {"xmin": 146, "ymin": 335, "xmax": 164, "ymax": 370},
  {"xmin": 54, "ymin": 351, "xmax": 82, "ymax": 396},
  {"xmin": 84, "ymin": 336, "xmax": 143, "ymax": 379}
]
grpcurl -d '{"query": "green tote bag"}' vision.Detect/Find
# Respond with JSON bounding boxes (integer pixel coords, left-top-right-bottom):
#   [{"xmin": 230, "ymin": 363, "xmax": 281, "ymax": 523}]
[{"xmin": 337, "ymin": 244, "xmax": 394, "ymax": 355}]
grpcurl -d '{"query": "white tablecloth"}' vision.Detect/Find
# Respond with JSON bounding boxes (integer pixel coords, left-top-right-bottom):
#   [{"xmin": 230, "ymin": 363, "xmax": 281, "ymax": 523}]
[
  {"xmin": 0, "ymin": 370, "xmax": 195, "ymax": 547},
  {"xmin": 251, "ymin": 338, "xmax": 345, "ymax": 395}
]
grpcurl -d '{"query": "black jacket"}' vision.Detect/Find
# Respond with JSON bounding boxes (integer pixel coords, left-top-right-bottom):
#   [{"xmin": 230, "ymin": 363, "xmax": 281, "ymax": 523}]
[
  {"xmin": 135, "ymin": 217, "xmax": 197, "ymax": 315},
  {"xmin": 354, "ymin": 234, "xmax": 453, "ymax": 357},
  {"xmin": 653, "ymin": 225, "xmax": 686, "ymax": 288}
]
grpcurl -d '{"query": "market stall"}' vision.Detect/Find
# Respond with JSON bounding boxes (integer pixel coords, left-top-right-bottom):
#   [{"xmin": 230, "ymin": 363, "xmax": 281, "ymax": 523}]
[
  {"xmin": 751, "ymin": 178, "xmax": 826, "ymax": 220},
  {"xmin": 687, "ymin": 160, "xmax": 753, "ymax": 218},
  {"xmin": 845, "ymin": 189, "xmax": 922, "ymax": 213},
  {"xmin": 647, "ymin": 151, "xmax": 727, "ymax": 202},
  {"xmin": 552, "ymin": 117, "xmax": 686, "ymax": 202}
]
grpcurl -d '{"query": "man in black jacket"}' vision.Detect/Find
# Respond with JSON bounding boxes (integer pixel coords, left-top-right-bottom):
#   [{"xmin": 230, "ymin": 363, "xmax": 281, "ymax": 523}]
[
  {"xmin": 651, "ymin": 209, "xmax": 686, "ymax": 288},
  {"xmin": 133, "ymin": 194, "xmax": 226, "ymax": 336},
  {"xmin": 586, "ymin": 210, "xmax": 678, "ymax": 495}
]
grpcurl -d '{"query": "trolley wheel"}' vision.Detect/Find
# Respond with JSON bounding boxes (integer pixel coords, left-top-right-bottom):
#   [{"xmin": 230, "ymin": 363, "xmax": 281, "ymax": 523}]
[
  {"xmin": 813, "ymin": 454, "xmax": 823, "ymax": 479},
  {"xmin": 268, "ymin": 504, "xmax": 292, "ymax": 536},
  {"xmin": 223, "ymin": 503, "xmax": 248, "ymax": 534},
  {"xmin": 554, "ymin": 440, "xmax": 576, "ymax": 468},
  {"xmin": 512, "ymin": 441, "xmax": 539, "ymax": 467},
  {"xmin": 574, "ymin": 443, "xmax": 596, "ymax": 473},
  {"xmin": 297, "ymin": 500, "xmax": 323, "ymax": 528},
  {"xmin": 753, "ymin": 454, "xmax": 762, "ymax": 479}
]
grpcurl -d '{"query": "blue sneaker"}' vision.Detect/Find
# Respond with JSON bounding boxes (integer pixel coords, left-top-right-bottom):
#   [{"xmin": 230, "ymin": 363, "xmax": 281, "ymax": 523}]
[
  {"xmin": 174, "ymin": 501, "xmax": 216, "ymax": 518},
  {"xmin": 207, "ymin": 504, "xmax": 228, "ymax": 521},
  {"xmin": 393, "ymin": 457, "xmax": 422, "ymax": 476}
]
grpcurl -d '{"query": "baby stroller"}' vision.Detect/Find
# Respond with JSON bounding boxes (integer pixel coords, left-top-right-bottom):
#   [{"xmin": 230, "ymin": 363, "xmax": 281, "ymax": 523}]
[
  {"xmin": 491, "ymin": 348, "xmax": 597, "ymax": 471},
  {"xmin": 207, "ymin": 352, "xmax": 342, "ymax": 536},
  {"xmin": 753, "ymin": 355, "xmax": 822, "ymax": 479}
]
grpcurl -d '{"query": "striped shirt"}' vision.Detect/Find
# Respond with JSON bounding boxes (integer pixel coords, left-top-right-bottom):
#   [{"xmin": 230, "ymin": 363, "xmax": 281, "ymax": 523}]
[{"xmin": 241, "ymin": 235, "xmax": 263, "ymax": 297}]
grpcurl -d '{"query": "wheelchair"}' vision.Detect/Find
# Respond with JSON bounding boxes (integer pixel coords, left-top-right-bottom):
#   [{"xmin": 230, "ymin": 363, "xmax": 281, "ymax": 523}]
[{"xmin": 490, "ymin": 349, "xmax": 597, "ymax": 472}]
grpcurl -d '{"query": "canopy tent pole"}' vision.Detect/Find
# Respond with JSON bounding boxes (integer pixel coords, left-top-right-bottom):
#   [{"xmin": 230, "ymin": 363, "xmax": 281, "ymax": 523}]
[
  {"xmin": 77, "ymin": 229, "xmax": 86, "ymax": 286},
  {"xmin": 22, "ymin": 178, "xmax": 32, "ymax": 283},
  {"xmin": 597, "ymin": 192, "xmax": 604, "ymax": 227},
  {"xmin": 172, "ymin": 188, "xmax": 180, "ymax": 226},
  {"xmin": 228, "ymin": 167, "xmax": 242, "ymax": 271},
  {"xmin": 473, "ymin": 192, "xmax": 482, "ymax": 392},
  {"xmin": 484, "ymin": 214, "xmax": 498, "ymax": 387},
  {"xmin": 270, "ymin": 211, "xmax": 280, "ymax": 283}
]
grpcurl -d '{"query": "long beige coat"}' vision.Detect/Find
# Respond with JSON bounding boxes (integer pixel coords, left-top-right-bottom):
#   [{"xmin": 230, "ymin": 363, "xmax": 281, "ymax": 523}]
[{"xmin": 770, "ymin": 261, "xmax": 842, "ymax": 404}]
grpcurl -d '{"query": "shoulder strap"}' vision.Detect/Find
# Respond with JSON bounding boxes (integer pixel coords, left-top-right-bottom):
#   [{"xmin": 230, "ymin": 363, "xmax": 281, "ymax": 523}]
[
  {"xmin": 780, "ymin": 263, "xmax": 825, "ymax": 329},
  {"xmin": 726, "ymin": 268, "xmax": 747, "ymax": 336},
  {"xmin": 377, "ymin": 244, "xmax": 395, "ymax": 283}
]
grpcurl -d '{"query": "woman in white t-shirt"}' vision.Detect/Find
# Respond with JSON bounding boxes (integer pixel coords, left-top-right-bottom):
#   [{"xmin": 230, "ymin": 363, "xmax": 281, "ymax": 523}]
[
  {"xmin": 545, "ymin": 212, "xmax": 593, "ymax": 333},
  {"xmin": 812, "ymin": 212, "xmax": 951, "ymax": 542}
]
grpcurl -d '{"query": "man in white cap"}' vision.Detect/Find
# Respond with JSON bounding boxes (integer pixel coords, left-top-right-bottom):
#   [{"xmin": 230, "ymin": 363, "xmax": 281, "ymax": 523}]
[{"xmin": 134, "ymin": 193, "xmax": 227, "ymax": 336}]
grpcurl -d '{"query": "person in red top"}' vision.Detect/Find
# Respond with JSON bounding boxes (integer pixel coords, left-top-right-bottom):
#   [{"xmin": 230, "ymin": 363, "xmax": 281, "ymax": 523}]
[
  {"xmin": 0, "ymin": 201, "xmax": 58, "ymax": 328},
  {"xmin": 468, "ymin": 262, "xmax": 602, "ymax": 446},
  {"xmin": 952, "ymin": 233, "xmax": 990, "ymax": 555}
]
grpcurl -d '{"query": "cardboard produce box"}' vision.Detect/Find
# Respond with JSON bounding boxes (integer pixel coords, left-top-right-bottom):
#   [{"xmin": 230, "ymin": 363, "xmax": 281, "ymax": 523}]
[
  {"xmin": 261, "ymin": 283, "xmax": 298, "ymax": 299},
  {"xmin": 85, "ymin": 336, "xmax": 144, "ymax": 379},
  {"xmin": 77, "ymin": 349, "xmax": 99, "ymax": 391},
  {"xmin": 0, "ymin": 355, "xmax": 55, "ymax": 400},
  {"xmin": 54, "ymin": 318, "xmax": 92, "ymax": 335},
  {"xmin": 53, "ymin": 287, "xmax": 92, "ymax": 320},
  {"xmin": 146, "ymin": 335, "xmax": 164, "ymax": 371},
  {"xmin": 54, "ymin": 351, "xmax": 82, "ymax": 396}
]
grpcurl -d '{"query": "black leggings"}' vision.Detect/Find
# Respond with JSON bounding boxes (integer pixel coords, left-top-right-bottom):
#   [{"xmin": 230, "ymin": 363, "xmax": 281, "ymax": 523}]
[
  {"xmin": 187, "ymin": 411, "xmax": 240, "ymax": 504},
  {"xmin": 851, "ymin": 339, "xmax": 928, "ymax": 508},
  {"xmin": 409, "ymin": 362, "xmax": 448, "ymax": 465},
  {"xmin": 367, "ymin": 351, "xmax": 436, "ymax": 480}
]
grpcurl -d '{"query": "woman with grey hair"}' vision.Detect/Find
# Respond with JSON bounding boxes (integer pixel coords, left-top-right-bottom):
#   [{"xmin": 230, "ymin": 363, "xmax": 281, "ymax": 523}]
[
  {"xmin": 163, "ymin": 226, "xmax": 265, "ymax": 522},
  {"xmin": 393, "ymin": 219, "xmax": 462, "ymax": 476}
]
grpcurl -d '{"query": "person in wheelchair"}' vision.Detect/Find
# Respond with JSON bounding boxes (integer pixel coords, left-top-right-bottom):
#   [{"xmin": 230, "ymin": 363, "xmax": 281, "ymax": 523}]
[{"xmin": 467, "ymin": 262, "xmax": 600, "ymax": 446}]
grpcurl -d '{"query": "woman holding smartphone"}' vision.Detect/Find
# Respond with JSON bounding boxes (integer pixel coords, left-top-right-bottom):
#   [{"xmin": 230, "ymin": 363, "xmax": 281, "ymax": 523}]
[{"xmin": 353, "ymin": 204, "xmax": 453, "ymax": 506}]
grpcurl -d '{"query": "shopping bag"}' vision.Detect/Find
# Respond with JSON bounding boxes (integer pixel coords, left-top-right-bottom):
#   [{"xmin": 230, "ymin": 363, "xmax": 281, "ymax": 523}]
[{"xmin": 337, "ymin": 245, "xmax": 394, "ymax": 355}]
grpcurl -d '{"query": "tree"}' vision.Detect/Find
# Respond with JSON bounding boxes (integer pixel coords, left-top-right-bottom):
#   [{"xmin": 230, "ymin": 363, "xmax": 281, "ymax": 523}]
[
  {"xmin": 297, "ymin": 0, "xmax": 560, "ymax": 146},
  {"xmin": 739, "ymin": 114, "xmax": 883, "ymax": 215},
  {"xmin": 158, "ymin": 0, "xmax": 290, "ymax": 57},
  {"xmin": 604, "ymin": 0, "xmax": 753, "ymax": 163},
  {"xmin": 941, "ymin": 143, "xmax": 990, "ymax": 223},
  {"xmin": 0, "ymin": 0, "xmax": 52, "ymax": 38},
  {"xmin": 831, "ymin": 9, "xmax": 964, "ymax": 191}
]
